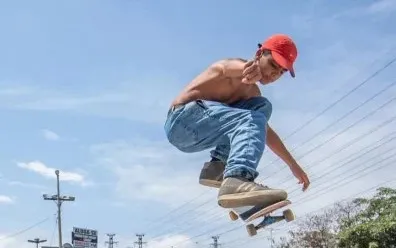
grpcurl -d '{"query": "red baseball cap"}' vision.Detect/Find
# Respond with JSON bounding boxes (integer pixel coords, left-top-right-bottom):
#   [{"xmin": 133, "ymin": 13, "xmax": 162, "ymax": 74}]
[{"xmin": 258, "ymin": 34, "xmax": 298, "ymax": 78}]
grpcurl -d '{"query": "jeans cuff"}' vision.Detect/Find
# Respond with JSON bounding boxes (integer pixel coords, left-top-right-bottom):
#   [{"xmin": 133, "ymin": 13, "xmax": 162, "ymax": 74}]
[
  {"xmin": 210, "ymin": 152, "xmax": 228, "ymax": 162},
  {"xmin": 224, "ymin": 168, "xmax": 258, "ymax": 181}
]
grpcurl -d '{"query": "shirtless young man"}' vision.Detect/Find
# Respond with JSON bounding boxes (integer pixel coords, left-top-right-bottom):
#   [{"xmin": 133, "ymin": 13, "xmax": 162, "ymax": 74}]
[{"xmin": 164, "ymin": 34, "xmax": 310, "ymax": 209}]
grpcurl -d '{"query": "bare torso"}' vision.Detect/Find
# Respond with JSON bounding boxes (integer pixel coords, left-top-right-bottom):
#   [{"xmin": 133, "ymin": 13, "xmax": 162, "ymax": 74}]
[{"xmin": 171, "ymin": 58, "xmax": 262, "ymax": 107}]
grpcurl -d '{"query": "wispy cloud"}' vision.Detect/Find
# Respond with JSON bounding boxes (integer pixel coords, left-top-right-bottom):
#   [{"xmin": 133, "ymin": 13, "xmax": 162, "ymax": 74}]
[
  {"xmin": 90, "ymin": 140, "xmax": 213, "ymax": 208},
  {"xmin": 111, "ymin": 234, "xmax": 197, "ymax": 248},
  {"xmin": 40, "ymin": 129, "xmax": 60, "ymax": 141},
  {"xmin": 0, "ymin": 1, "xmax": 395, "ymax": 248},
  {"xmin": 0, "ymin": 195, "xmax": 14, "ymax": 204},
  {"xmin": 0, "ymin": 85, "xmax": 35, "ymax": 96},
  {"xmin": 16, "ymin": 161, "xmax": 92, "ymax": 186},
  {"xmin": 147, "ymin": 234, "xmax": 197, "ymax": 248},
  {"xmin": 0, "ymin": 78, "xmax": 176, "ymax": 124},
  {"xmin": 7, "ymin": 180, "xmax": 46, "ymax": 190},
  {"xmin": 0, "ymin": 235, "xmax": 28, "ymax": 248},
  {"xmin": 0, "ymin": 228, "xmax": 52, "ymax": 248},
  {"xmin": 366, "ymin": 0, "xmax": 396, "ymax": 14},
  {"xmin": 331, "ymin": 0, "xmax": 396, "ymax": 19}
]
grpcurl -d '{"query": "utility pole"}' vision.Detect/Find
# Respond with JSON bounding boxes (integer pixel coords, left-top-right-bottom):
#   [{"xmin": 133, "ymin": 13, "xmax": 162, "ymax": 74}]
[
  {"xmin": 27, "ymin": 238, "xmax": 47, "ymax": 248},
  {"xmin": 268, "ymin": 228, "xmax": 274, "ymax": 248},
  {"xmin": 210, "ymin": 235, "xmax": 220, "ymax": 248},
  {"xmin": 135, "ymin": 234, "xmax": 146, "ymax": 248},
  {"xmin": 105, "ymin": 233, "xmax": 118, "ymax": 248},
  {"xmin": 43, "ymin": 170, "xmax": 75, "ymax": 248}
]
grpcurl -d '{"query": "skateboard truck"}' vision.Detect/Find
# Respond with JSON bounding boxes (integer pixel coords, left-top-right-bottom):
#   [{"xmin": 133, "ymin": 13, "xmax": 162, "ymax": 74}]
[
  {"xmin": 228, "ymin": 200, "xmax": 295, "ymax": 236},
  {"xmin": 246, "ymin": 209, "xmax": 294, "ymax": 236}
]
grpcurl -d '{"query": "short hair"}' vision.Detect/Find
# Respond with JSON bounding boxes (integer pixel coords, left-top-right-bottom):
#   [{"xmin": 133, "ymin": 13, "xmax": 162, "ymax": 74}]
[{"xmin": 257, "ymin": 43, "xmax": 271, "ymax": 56}]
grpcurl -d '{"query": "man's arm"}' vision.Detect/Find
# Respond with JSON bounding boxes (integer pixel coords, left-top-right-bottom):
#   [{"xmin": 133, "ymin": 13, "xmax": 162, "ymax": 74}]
[
  {"xmin": 266, "ymin": 124, "xmax": 310, "ymax": 191},
  {"xmin": 266, "ymin": 124, "xmax": 298, "ymax": 168}
]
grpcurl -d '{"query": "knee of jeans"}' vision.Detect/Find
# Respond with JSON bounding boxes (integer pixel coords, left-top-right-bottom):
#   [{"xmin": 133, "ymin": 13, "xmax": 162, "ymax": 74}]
[{"xmin": 255, "ymin": 99, "xmax": 272, "ymax": 120}]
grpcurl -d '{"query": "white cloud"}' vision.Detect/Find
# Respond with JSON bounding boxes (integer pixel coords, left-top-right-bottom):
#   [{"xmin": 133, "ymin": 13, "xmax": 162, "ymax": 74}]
[
  {"xmin": 366, "ymin": 0, "xmax": 396, "ymax": 14},
  {"xmin": 0, "ymin": 236, "xmax": 30, "ymax": 248},
  {"xmin": 0, "ymin": 195, "xmax": 13, "ymax": 204},
  {"xmin": 330, "ymin": 0, "xmax": 396, "ymax": 20},
  {"xmin": 84, "ymin": 68, "xmax": 396, "ymax": 245},
  {"xmin": 90, "ymin": 140, "xmax": 214, "ymax": 208},
  {"xmin": 40, "ymin": 129, "xmax": 60, "ymax": 141},
  {"xmin": 0, "ymin": 85, "xmax": 34, "ymax": 96},
  {"xmin": 0, "ymin": 77, "xmax": 176, "ymax": 124},
  {"xmin": 111, "ymin": 234, "xmax": 198, "ymax": 248},
  {"xmin": 148, "ymin": 234, "xmax": 198, "ymax": 248},
  {"xmin": 16, "ymin": 161, "xmax": 91, "ymax": 186},
  {"xmin": 0, "ymin": 2, "xmax": 394, "ymax": 248},
  {"xmin": 7, "ymin": 181, "xmax": 46, "ymax": 190},
  {"xmin": 0, "ymin": 227, "xmax": 54, "ymax": 248}
]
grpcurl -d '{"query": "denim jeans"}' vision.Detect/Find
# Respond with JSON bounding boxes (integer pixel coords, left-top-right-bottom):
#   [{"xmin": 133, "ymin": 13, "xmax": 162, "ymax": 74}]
[{"xmin": 164, "ymin": 96, "xmax": 272, "ymax": 181}]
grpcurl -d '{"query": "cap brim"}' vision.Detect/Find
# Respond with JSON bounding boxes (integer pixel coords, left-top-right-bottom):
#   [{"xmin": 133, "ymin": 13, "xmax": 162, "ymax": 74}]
[{"xmin": 271, "ymin": 51, "xmax": 295, "ymax": 78}]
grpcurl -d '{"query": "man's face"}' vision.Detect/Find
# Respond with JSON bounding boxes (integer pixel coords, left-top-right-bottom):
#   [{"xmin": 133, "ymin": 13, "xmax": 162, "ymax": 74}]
[{"xmin": 257, "ymin": 52, "xmax": 287, "ymax": 85}]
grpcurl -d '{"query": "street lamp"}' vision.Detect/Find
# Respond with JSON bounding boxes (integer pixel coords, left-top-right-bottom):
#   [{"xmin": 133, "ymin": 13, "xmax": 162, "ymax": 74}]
[
  {"xmin": 42, "ymin": 170, "xmax": 75, "ymax": 248},
  {"xmin": 28, "ymin": 238, "xmax": 47, "ymax": 248}
]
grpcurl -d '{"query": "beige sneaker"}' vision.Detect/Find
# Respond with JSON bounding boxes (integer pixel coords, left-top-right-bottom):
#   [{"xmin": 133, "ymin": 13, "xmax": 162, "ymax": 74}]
[{"xmin": 217, "ymin": 177, "xmax": 287, "ymax": 208}]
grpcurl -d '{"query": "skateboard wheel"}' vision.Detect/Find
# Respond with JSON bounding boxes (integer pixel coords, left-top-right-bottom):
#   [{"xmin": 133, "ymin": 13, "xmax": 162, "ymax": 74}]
[
  {"xmin": 283, "ymin": 209, "xmax": 295, "ymax": 222},
  {"xmin": 246, "ymin": 224, "xmax": 257, "ymax": 237},
  {"xmin": 229, "ymin": 211, "xmax": 239, "ymax": 221}
]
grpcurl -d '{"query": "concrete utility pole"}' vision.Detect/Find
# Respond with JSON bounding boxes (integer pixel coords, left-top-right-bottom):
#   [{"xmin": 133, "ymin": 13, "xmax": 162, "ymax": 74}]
[
  {"xmin": 210, "ymin": 235, "xmax": 221, "ymax": 248},
  {"xmin": 27, "ymin": 238, "xmax": 47, "ymax": 248},
  {"xmin": 135, "ymin": 234, "xmax": 146, "ymax": 248},
  {"xmin": 268, "ymin": 228, "xmax": 274, "ymax": 248},
  {"xmin": 43, "ymin": 170, "xmax": 75, "ymax": 248},
  {"xmin": 105, "ymin": 233, "xmax": 118, "ymax": 248}
]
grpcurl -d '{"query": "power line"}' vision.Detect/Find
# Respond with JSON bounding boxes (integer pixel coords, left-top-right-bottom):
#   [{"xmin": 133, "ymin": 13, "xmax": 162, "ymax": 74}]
[
  {"xmin": 276, "ymin": 116, "xmax": 396, "ymax": 187},
  {"xmin": 222, "ymin": 178, "xmax": 396, "ymax": 248},
  {"xmin": 151, "ymin": 52, "xmax": 396, "ymax": 248},
  {"xmin": 158, "ymin": 54, "xmax": 396, "ymax": 235},
  {"xmin": 174, "ymin": 144, "xmax": 396, "ymax": 246},
  {"xmin": 222, "ymin": 151, "xmax": 396, "ymax": 247},
  {"xmin": 168, "ymin": 137, "xmax": 396, "ymax": 247},
  {"xmin": 159, "ymin": 98, "xmax": 396, "ymax": 244},
  {"xmin": 0, "ymin": 216, "xmax": 52, "ymax": 241},
  {"xmin": 278, "ymin": 55, "xmax": 396, "ymax": 141},
  {"xmin": 257, "ymin": 57, "xmax": 396, "ymax": 181}
]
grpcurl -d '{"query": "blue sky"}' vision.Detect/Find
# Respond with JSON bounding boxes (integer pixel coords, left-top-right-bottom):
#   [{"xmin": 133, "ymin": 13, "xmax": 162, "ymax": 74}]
[{"xmin": 1, "ymin": 0, "xmax": 396, "ymax": 248}]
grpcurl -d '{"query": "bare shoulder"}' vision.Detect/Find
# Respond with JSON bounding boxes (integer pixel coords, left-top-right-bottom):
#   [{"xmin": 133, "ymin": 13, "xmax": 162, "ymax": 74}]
[
  {"xmin": 210, "ymin": 58, "xmax": 247, "ymax": 78},
  {"xmin": 212, "ymin": 58, "xmax": 247, "ymax": 67},
  {"xmin": 221, "ymin": 58, "xmax": 248, "ymax": 66}
]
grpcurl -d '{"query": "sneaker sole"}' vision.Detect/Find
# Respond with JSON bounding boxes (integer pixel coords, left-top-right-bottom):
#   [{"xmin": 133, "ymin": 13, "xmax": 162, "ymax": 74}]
[
  {"xmin": 217, "ymin": 190, "xmax": 287, "ymax": 208},
  {"xmin": 199, "ymin": 179, "xmax": 222, "ymax": 188}
]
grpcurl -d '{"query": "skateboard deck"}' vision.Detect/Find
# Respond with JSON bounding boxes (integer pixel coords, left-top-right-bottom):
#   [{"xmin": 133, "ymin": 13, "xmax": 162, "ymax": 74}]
[{"xmin": 228, "ymin": 200, "xmax": 295, "ymax": 236}]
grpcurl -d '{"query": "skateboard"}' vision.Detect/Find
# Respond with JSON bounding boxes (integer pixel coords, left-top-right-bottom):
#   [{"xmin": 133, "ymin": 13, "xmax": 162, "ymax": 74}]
[{"xmin": 228, "ymin": 200, "xmax": 295, "ymax": 236}]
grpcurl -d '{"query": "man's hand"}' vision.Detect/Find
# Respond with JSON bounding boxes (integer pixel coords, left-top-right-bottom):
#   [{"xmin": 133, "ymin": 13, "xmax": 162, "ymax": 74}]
[
  {"xmin": 290, "ymin": 164, "xmax": 310, "ymax": 192},
  {"xmin": 266, "ymin": 125, "xmax": 311, "ymax": 192},
  {"xmin": 242, "ymin": 60, "xmax": 262, "ymax": 84}
]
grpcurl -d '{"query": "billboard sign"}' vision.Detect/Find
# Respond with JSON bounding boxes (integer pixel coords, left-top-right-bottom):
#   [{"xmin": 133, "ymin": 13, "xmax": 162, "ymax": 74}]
[{"xmin": 72, "ymin": 227, "xmax": 98, "ymax": 248}]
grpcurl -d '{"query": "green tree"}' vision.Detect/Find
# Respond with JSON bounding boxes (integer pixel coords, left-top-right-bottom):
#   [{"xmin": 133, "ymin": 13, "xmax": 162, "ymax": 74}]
[
  {"xmin": 337, "ymin": 187, "xmax": 396, "ymax": 248},
  {"xmin": 274, "ymin": 187, "xmax": 396, "ymax": 248}
]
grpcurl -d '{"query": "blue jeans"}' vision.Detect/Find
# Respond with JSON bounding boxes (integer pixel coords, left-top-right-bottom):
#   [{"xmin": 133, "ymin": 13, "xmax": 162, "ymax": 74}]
[{"xmin": 164, "ymin": 96, "xmax": 272, "ymax": 181}]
